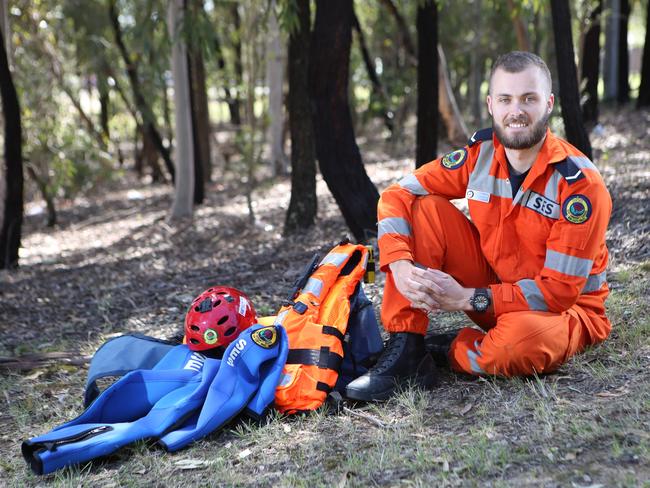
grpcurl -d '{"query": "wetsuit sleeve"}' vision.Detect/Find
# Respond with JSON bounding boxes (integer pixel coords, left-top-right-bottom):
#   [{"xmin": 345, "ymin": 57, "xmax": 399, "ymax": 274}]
[
  {"xmin": 490, "ymin": 176, "xmax": 611, "ymax": 315},
  {"xmin": 377, "ymin": 146, "xmax": 477, "ymax": 271}
]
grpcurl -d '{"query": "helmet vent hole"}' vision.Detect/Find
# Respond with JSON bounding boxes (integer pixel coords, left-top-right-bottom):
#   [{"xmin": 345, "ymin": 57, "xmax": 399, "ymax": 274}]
[
  {"xmin": 190, "ymin": 339, "xmax": 200, "ymax": 345},
  {"xmin": 190, "ymin": 325, "xmax": 200, "ymax": 331},
  {"xmin": 213, "ymin": 299, "xmax": 222, "ymax": 307},
  {"xmin": 216, "ymin": 291, "xmax": 227, "ymax": 295},
  {"xmin": 217, "ymin": 316, "xmax": 229, "ymax": 325},
  {"xmin": 224, "ymin": 326, "xmax": 237, "ymax": 336}
]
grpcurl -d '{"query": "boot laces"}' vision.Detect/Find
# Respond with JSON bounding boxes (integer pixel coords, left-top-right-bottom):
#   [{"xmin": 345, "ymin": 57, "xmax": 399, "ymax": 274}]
[{"xmin": 370, "ymin": 334, "xmax": 407, "ymax": 375}]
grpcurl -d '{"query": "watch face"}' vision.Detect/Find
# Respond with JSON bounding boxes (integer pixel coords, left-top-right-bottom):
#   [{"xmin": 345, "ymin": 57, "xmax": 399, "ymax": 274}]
[{"xmin": 472, "ymin": 292, "xmax": 490, "ymax": 312}]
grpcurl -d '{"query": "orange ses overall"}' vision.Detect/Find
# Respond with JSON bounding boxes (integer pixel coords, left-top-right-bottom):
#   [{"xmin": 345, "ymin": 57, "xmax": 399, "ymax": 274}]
[
  {"xmin": 274, "ymin": 243, "xmax": 369, "ymax": 413},
  {"xmin": 378, "ymin": 128, "xmax": 612, "ymax": 376}
]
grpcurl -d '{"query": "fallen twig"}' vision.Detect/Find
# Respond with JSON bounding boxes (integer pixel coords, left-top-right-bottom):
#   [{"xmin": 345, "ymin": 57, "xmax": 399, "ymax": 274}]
[
  {"xmin": 0, "ymin": 352, "xmax": 91, "ymax": 371},
  {"xmin": 343, "ymin": 406, "xmax": 388, "ymax": 429}
]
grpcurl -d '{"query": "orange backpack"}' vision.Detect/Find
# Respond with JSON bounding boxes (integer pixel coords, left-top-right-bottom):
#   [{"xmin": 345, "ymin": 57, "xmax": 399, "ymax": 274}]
[{"xmin": 273, "ymin": 241, "xmax": 371, "ymax": 414}]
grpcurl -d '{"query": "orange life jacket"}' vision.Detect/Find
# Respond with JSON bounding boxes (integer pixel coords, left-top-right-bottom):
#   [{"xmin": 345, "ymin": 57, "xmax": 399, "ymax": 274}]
[{"xmin": 273, "ymin": 242, "xmax": 370, "ymax": 414}]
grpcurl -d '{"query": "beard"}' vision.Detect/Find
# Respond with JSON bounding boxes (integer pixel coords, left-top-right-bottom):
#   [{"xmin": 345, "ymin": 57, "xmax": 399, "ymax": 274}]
[{"xmin": 493, "ymin": 112, "xmax": 550, "ymax": 150}]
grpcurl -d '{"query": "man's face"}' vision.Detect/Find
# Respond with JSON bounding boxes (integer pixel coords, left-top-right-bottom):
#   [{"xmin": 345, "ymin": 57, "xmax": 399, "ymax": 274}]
[{"xmin": 486, "ymin": 66, "xmax": 554, "ymax": 150}]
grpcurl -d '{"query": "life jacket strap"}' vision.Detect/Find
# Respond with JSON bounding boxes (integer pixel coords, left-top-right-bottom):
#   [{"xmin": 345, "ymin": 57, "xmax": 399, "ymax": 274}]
[
  {"xmin": 316, "ymin": 382, "xmax": 332, "ymax": 393},
  {"xmin": 286, "ymin": 347, "xmax": 343, "ymax": 370},
  {"xmin": 321, "ymin": 326, "xmax": 345, "ymax": 342}
]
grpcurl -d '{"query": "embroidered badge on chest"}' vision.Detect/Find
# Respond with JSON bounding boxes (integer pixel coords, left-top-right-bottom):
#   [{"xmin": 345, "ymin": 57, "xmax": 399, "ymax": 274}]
[
  {"xmin": 251, "ymin": 326, "xmax": 278, "ymax": 349},
  {"xmin": 562, "ymin": 194, "xmax": 592, "ymax": 224},
  {"xmin": 441, "ymin": 148, "xmax": 468, "ymax": 170}
]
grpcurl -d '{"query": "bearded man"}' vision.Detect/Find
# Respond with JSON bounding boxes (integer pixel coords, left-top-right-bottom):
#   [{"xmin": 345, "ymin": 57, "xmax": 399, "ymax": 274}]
[{"xmin": 346, "ymin": 51, "xmax": 612, "ymax": 401}]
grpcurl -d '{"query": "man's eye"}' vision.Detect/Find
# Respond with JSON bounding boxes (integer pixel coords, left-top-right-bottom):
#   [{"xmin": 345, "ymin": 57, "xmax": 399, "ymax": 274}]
[
  {"xmin": 525, "ymin": 96, "xmax": 536, "ymax": 103},
  {"xmin": 499, "ymin": 98, "xmax": 510, "ymax": 103}
]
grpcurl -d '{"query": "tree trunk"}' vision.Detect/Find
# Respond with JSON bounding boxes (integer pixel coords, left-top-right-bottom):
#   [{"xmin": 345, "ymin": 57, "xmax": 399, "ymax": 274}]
[
  {"xmin": 638, "ymin": 0, "xmax": 650, "ymax": 107},
  {"xmin": 0, "ymin": 0, "xmax": 11, "ymax": 68},
  {"xmin": 438, "ymin": 44, "xmax": 468, "ymax": 145},
  {"xmin": 26, "ymin": 163, "xmax": 56, "ymax": 227},
  {"xmin": 0, "ymin": 26, "xmax": 23, "ymax": 269},
  {"xmin": 378, "ymin": 0, "xmax": 416, "ymax": 62},
  {"xmin": 229, "ymin": 3, "xmax": 243, "ymax": 126},
  {"xmin": 351, "ymin": 7, "xmax": 394, "ymax": 135},
  {"xmin": 604, "ymin": 0, "xmax": 620, "ymax": 100},
  {"xmin": 266, "ymin": 1, "xmax": 288, "ymax": 176},
  {"xmin": 310, "ymin": 0, "xmax": 379, "ymax": 242},
  {"xmin": 168, "ymin": 0, "xmax": 194, "ymax": 220},
  {"xmin": 506, "ymin": 0, "xmax": 532, "ymax": 51},
  {"xmin": 108, "ymin": 0, "xmax": 175, "ymax": 181},
  {"xmin": 285, "ymin": 0, "xmax": 317, "ymax": 234},
  {"xmin": 186, "ymin": 1, "xmax": 210, "ymax": 200},
  {"xmin": 550, "ymin": 0, "xmax": 593, "ymax": 159},
  {"xmin": 416, "ymin": 0, "xmax": 438, "ymax": 167},
  {"xmin": 616, "ymin": 0, "xmax": 630, "ymax": 104},
  {"xmin": 580, "ymin": 1, "xmax": 602, "ymax": 128}
]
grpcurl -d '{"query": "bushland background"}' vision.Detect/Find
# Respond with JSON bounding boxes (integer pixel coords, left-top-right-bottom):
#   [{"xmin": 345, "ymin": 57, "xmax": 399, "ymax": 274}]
[{"xmin": 0, "ymin": 1, "xmax": 649, "ymax": 486}]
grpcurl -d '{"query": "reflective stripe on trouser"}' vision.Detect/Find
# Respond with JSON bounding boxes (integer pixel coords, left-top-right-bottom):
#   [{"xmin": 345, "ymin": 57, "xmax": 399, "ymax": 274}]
[{"xmin": 381, "ymin": 195, "xmax": 602, "ymax": 377}]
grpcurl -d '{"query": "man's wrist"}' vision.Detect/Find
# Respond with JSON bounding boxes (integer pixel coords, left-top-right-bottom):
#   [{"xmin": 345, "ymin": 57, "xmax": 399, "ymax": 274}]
[{"xmin": 461, "ymin": 288, "xmax": 475, "ymax": 311}]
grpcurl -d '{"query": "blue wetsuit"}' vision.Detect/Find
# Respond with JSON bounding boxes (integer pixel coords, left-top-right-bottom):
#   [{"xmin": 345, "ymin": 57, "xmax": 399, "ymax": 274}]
[{"xmin": 22, "ymin": 325, "xmax": 288, "ymax": 475}]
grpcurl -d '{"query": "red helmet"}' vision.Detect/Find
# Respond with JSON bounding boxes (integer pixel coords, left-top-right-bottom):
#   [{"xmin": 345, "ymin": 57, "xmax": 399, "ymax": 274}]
[{"xmin": 184, "ymin": 286, "xmax": 257, "ymax": 351}]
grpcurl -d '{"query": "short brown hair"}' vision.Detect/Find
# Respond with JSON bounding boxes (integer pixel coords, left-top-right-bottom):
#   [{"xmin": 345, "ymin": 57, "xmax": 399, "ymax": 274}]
[{"xmin": 489, "ymin": 51, "xmax": 552, "ymax": 94}]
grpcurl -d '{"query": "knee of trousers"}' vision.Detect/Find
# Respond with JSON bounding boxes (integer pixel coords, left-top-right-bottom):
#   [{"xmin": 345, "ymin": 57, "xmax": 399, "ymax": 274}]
[
  {"xmin": 488, "ymin": 312, "xmax": 571, "ymax": 376},
  {"xmin": 453, "ymin": 312, "xmax": 571, "ymax": 377}
]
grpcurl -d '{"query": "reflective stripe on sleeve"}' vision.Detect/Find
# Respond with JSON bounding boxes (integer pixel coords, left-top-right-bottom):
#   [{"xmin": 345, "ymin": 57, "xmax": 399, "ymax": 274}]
[
  {"xmin": 377, "ymin": 217, "xmax": 412, "ymax": 238},
  {"xmin": 544, "ymin": 250, "xmax": 593, "ymax": 278},
  {"xmin": 398, "ymin": 174, "xmax": 428, "ymax": 195},
  {"xmin": 582, "ymin": 271, "xmax": 607, "ymax": 293},
  {"xmin": 517, "ymin": 279, "xmax": 548, "ymax": 311},
  {"xmin": 303, "ymin": 277, "xmax": 323, "ymax": 298}
]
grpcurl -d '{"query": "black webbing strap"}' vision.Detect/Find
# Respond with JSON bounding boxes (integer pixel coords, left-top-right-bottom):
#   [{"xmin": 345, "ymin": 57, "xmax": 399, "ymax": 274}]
[
  {"xmin": 321, "ymin": 326, "xmax": 344, "ymax": 342},
  {"xmin": 286, "ymin": 347, "xmax": 343, "ymax": 370},
  {"xmin": 316, "ymin": 381, "xmax": 332, "ymax": 393}
]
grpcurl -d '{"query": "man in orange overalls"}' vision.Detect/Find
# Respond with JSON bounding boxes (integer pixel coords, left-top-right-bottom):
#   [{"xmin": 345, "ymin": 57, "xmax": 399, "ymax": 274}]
[{"xmin": 346, "ymin": 52, "xmax": 612, "ymax": 401}]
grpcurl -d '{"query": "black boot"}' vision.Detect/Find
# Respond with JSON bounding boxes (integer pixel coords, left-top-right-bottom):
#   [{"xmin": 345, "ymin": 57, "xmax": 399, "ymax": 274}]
[
  {"xmin": 345, "ymin": 332, "xmax": 437, "ymax": 402},
  {"xmin": 424, "ymin": 331, "xmax": 459, "ymax": 368}
]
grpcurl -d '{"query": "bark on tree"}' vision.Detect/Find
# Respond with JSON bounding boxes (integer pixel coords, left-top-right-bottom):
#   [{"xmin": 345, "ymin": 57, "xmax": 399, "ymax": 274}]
[
  {"xmin": 438, "ymin": 45, "xmax": 469, "ymax": 145},
  {"xmin": 310, "ymin": 0, "xmax": 379, "ymax": 242},
  {"xmin": 0, "ymin": 0, "xmax": 11, "ymax": 68},
  {"xmin": 0, "ymin": 26, "xmax": 23, "ymax": 269},
  {"xmin": 416, "ymin": 0, "xmax": 438, "ymax": 167},
  {"xmin": 550, "ymin": 0, "xmax": 593, "ymax": 159},
  {"xmin": 266, "ymin": 1, "xmax": 288, "ymax": 176},
  {"xmin": 616, "ymin": 0, "xmax": 631, "ymax": 104},
  {"xmin": 285, "ymin": 0, "xmax": 317, "ymax": 234},
  {"xmin": 638, "ymin": 0, "xmax": 650, "ymax": 107},
  {"xmin": 186, "ymin": 1, "xmax": 210, "ymax": 201},
  {"xmin": 581, "ymin": 1, "xmax": 602, "ymax": 128},
  {"xmin": 108, "ymin": 0, "xmax": 175, "ymax": 180},
  {"xmin": 168, "ymin": 0, "xmax": 194, "ymax": 220}
]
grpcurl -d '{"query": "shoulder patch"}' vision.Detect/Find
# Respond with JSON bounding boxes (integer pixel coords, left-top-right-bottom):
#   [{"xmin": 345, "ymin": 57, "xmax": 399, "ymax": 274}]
[
  {"xmin": 467, "ymin": 128, "xmax": 493, "ymax": 147},
  {"xmin": 554, "ymin": 158, "xmax": 586, "ymax": 185},
  {"xmin": 440, "ymin": 148, "xmax": 468, "ymax": 170},
  {"xmin": 251, "ymin": 326, "xmax": 278, "ymax": 349},
  {"xmin": 562, "ymin": 194, "xmax": 592, "ymax": 224}
]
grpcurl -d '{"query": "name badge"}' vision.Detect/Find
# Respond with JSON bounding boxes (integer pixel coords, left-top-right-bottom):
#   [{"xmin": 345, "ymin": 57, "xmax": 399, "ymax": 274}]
[{"xmin": 466, "ymin": 189, "xmax": 490, "ymax": 203}]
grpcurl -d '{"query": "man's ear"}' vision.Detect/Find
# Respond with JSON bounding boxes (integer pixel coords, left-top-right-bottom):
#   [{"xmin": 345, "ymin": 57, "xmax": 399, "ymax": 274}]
[
  {"xmin": 486, "ymin": 95, "xmax": 493, "ymax": 116},
  {"xmin": 547, "ymin": 93, "xmax": 555, "ymax": 114}
]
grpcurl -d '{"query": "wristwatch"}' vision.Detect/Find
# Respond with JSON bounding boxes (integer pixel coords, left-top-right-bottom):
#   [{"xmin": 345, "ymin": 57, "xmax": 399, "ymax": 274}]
[{"xmin": 470, "ymin": 288, "xmax": 491, "ymax": 313}]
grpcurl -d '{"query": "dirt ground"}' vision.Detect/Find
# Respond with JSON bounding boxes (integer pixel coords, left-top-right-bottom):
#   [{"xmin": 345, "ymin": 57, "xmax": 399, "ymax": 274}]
[{"xmin": 0, "ymin": 108, "xmax": 649, "ymax": 487}]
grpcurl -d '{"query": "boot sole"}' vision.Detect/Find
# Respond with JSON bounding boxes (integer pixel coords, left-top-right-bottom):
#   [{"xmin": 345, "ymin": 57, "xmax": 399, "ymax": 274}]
[{"xmin": 345, "ymin": 372, "xmax": 437, "ymax": 402}]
